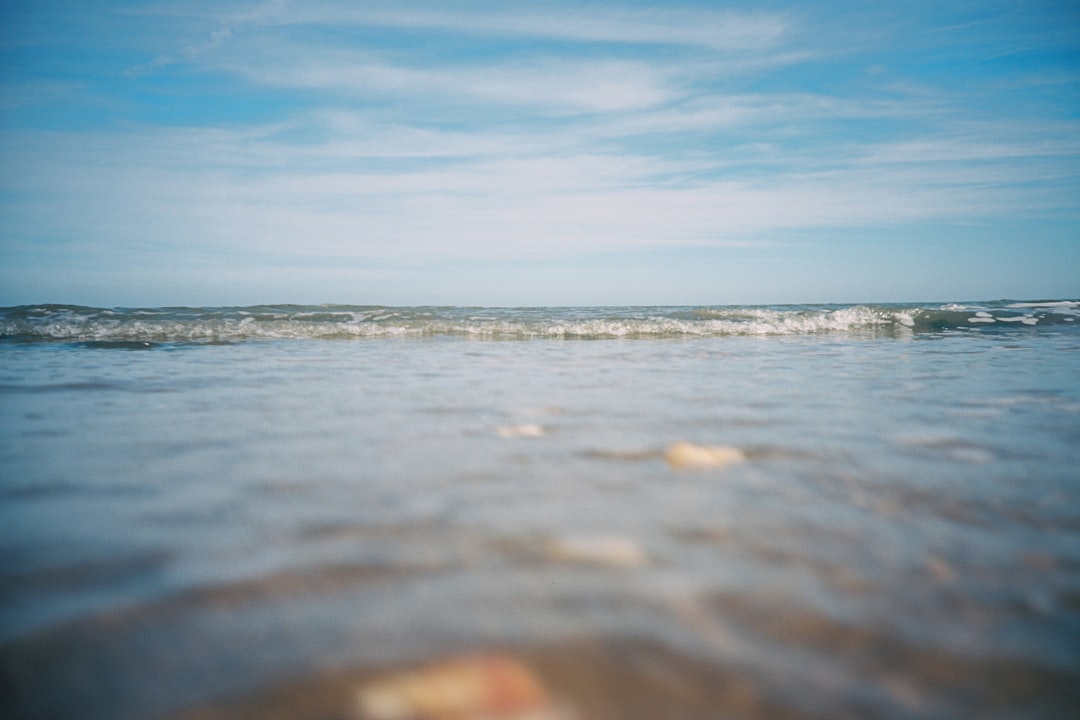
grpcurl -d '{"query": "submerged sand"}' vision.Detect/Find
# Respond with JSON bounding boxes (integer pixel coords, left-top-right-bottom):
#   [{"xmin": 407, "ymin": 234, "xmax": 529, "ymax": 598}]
[
  {"xmin": 163, "ymin": 612, "xmax": 1078, "ymax": 720},
  {"xmin": 168, "ymin": 637, "xmax": 812, "ymax": 720}
]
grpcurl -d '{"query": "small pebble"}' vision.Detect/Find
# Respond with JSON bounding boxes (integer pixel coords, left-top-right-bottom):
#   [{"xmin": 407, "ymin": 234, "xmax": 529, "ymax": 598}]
[
  {"xmin": 664, "ymin": 442, "xmax": 746, "ymax": 470},
  {"xmin": 497, "ymin": 424, "xmax": 545, "ymax": 438},
  {"xmin": 548, "ymin": 535, "xmax": 648, "ymax": 568}
]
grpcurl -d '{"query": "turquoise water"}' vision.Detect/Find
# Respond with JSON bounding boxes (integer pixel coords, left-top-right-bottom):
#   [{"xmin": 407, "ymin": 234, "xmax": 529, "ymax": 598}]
[{"xmin": 2, "ymin": 302, "xmax": 1079, "ymax": 719}]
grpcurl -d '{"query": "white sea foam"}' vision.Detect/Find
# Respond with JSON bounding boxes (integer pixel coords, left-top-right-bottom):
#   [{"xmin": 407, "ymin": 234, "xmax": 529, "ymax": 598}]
[
  {"xmin": 3, "ymin": 302, "xmax": 1078, "ymax": 343},
  {"xmin": 1007, "ymin": 301, "xmax": 1078, "ymax": 309}
]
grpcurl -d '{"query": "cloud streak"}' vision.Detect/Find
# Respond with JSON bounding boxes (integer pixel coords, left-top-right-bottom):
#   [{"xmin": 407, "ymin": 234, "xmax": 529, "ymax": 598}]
[{"xmin": 251, "ymin": 2, "xmax": 790, "ymax": 51}]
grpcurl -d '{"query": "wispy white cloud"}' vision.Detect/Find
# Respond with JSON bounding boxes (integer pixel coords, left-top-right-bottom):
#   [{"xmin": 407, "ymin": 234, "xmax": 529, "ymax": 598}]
[
  {"xmin": 126, "ymin": 25, "xmax": 233, "ymax": 76},
  {"xmin": 258, "ymin": 2, "xmax": 790, "ymax": 51},
  {"xmin": 124, "ymin": 2, "xmax": 798, "ymax": 116},
  {"xmin": 217, "ymin": 51, "xmax": 678, "ymax": 114},
  {"xmin": 6, "ymin": 106, "xmax": 1072, "ymax": 272}
]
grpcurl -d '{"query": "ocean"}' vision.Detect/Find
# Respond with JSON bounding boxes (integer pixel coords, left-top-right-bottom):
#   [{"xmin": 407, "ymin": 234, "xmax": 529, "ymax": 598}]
[{"xmin": 1, "ymin": 301, "xmax": 1079, "ymax": 719}]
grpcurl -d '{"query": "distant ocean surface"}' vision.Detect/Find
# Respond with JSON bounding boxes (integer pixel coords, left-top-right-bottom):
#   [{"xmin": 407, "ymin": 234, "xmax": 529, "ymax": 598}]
[{"xmin": 2, "ymin": 301, "xmax": 1079, "ymax": 720}]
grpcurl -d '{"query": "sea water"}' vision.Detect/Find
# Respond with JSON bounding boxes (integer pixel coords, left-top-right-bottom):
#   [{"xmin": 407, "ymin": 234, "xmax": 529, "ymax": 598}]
[{"xmin": 1, "ymin": 302, "xmax": 1079, "ymax": 719}]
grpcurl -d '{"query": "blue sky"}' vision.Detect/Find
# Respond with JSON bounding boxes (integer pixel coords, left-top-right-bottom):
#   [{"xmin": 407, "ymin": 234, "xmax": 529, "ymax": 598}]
[{"xmin": 1, "ymin": 0, "xmax": 1078, "ymax": 306}]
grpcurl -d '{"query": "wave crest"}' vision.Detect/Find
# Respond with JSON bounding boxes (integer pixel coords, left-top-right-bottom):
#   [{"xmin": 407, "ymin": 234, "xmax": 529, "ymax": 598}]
[{"xmin": 2, "ymin": 302, "xmax": 1077, "ymax": 343}]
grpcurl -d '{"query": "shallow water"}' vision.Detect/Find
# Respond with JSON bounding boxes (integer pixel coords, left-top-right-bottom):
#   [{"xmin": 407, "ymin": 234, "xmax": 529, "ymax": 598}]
[{"xmin": 2, "ymin": 304, "xmax": 1079, "ymax": 719}]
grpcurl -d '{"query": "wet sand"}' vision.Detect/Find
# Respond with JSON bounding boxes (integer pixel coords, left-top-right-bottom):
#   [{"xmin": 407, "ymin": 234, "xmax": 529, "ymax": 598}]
[
  {"xmin": 166, "ymin": 637, "xmax": 819, "ymax": 720},
  {"xmin": 163, "ymin": 627, "xmax": 1076, "ymax": 720}
]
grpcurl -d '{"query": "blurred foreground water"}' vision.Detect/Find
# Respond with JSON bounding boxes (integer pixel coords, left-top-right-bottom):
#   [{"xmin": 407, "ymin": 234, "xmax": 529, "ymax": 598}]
[{"xmin": 1, "ymin": 303, "xmax": 1079, "ymax": 719}]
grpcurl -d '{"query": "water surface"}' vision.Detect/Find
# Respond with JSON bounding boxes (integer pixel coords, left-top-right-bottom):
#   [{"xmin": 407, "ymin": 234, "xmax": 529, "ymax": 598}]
[{"xmin": 2, "ymin": 302, "xmax": 1079, "ymax": 719}]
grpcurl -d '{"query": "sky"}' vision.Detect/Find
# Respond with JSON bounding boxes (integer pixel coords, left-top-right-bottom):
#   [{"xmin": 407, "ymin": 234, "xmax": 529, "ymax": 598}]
[{"xmin": 1, "ymin": 0, "xmax": 1078, "ymax": 307}]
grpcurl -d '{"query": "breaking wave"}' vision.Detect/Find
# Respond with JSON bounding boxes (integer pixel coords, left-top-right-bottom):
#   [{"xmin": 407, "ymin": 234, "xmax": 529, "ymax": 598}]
[{"xmin": 1, "ymin": 301, "xmax": 1077, "ymax": 343}]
